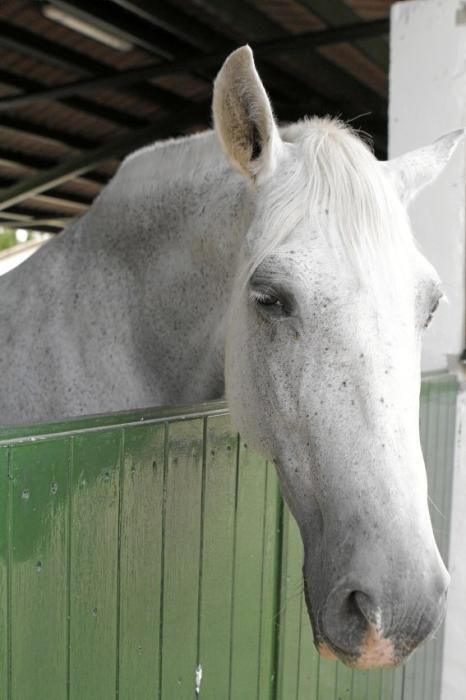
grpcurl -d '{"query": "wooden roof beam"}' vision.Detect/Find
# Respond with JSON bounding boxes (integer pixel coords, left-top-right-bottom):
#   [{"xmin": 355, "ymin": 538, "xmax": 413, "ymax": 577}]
[
  {"xmin": 0, "ymin": 175, "xmax": 92, "ymax": 211},
  {"xmin": 109, "ymin": 0, "xmax": 227, "ymax": 51},
  {"xmin": 0, "ymin": 18, "xmax": 389, "ymax": 112},
  {"xmin": 44, "ymin": 0, "xmax": 194, "ymax": 60},
  {"xmin": 0, "ymin": 216, "xmax": 70, "ymax": 229},
  {"xmin": 0, "ymin": 115, "xmax": 99, "ymax": 150},
  {"xmin": 0, "ymin": 105, "xmax": 210, "ymax": 212},
  {"xmin": 0, "ymin": 69, "xmax": 149, "ymax": 129},
  {"xmin": 0, "ymin": 149, "xmax": 108, "ymax": 187},
  {"xmin": 0, "ymin": 21, "xmax": 199, "ymax": 115}
]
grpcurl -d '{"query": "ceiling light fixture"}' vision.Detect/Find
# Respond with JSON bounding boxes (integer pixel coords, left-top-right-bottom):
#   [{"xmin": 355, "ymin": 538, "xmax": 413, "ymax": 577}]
[{"xmin": 42, "ymin": 4, "xmax": 133, "ymax": 52}]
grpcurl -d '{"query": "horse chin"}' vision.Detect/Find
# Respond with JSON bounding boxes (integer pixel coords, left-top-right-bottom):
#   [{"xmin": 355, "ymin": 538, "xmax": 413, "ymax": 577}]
[{"xmin": 315, "ymin": 634, "xmax": 400, "ymax": 670}]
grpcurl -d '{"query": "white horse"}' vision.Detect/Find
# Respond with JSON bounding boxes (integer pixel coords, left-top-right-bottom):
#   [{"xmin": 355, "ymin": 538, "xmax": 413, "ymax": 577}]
[{"xmin": 0, "ymin": 46, "xmax": 462, "ymax": 669}]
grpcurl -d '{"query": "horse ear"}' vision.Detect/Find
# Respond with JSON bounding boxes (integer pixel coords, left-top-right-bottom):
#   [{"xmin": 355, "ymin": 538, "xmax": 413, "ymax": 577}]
[
  {"xmin": 213, "ymin": 45, "xmax": 282, "ymax": 181},
  {"xmin": 382, "ymin": 130, "xmax": 464, "ymax": 204}
]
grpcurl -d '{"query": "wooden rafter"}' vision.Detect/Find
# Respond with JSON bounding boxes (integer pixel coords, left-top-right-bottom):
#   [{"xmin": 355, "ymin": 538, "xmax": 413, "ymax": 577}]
[
  {"xmin": 0, "ymin": 105, "xmax": 209, "ymax": 212},
  {"xmin": 0, "ymin": 18, "xmax": 389, "ymax": 112}
]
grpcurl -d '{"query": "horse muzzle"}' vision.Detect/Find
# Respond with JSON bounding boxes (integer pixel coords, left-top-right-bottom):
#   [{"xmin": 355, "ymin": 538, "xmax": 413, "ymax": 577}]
[{"xmin": 305, "ymin": 572, "xmax": 449, "ymax": 669}]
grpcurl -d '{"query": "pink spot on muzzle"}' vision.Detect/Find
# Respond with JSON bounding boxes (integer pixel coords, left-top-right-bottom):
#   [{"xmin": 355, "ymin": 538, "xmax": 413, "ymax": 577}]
[
  {"xmin": 355, "ymin": 624, "xmax": 396, "ymax": 669},
  {"xmin": 318, "ymin": 624, "xmax": 396, "ymax": 669}
]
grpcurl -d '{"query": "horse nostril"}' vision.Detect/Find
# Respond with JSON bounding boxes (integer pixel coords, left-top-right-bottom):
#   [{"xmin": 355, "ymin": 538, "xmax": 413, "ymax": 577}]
[
  {"xmin": 320, "ymin": 587, "xmax": 377, "ymax": 656},
  {"xmin": 350, "ymin": 590, "xmax": 379, "ymax": 626},
  {"xmin": 316, "ymin": 563, "xmax": 450, "ymax": 667}
]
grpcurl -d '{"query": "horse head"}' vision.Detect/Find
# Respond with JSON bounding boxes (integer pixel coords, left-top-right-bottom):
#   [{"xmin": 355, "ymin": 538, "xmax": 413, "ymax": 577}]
[{"xmin": 213, "ymin": 46, "xmax": 463, "ymax": 668}]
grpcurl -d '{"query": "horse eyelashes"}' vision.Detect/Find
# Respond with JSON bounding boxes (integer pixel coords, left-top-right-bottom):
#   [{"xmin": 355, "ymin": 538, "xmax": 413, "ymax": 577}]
[{"xmin": 424, "ymin": 297, "xmax": 441, "ymax": 329}]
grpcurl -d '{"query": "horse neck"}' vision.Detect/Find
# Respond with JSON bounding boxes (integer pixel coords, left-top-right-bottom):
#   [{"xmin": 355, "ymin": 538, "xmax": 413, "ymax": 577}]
[
  {"xmin": 88, "ymin": 130, "xmax": 252, "ymax": 299},
  {"xmin": 71, "ymin": 132, "xmax": 253, "ymax": 399}
]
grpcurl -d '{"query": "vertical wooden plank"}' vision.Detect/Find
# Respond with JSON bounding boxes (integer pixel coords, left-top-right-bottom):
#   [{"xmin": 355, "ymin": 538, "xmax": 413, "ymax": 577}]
[
  {"xmin": 432, "ymin": 378, "xmax": 457, "ymax": 698},
  {"xmin": 296, "ymin": 591, "xmax": 319, "ymax": 699},
  {"xmin": 419, "ymin": 381, "xmax": 430, "ymax": 452},
  {"xmin": 160, "ymin": 419, "xmax": 203, "ymax": 700},
  {"xmin": 422, "ymin": 380, "xmax": 443, "ymax": 700},
  {"xmin": 118, "ymin": 423, "xmax": 165, "ymax": 700},
  {"xmin": 425, "ymin": 380, "xmax": 441, "ymax": 553},
  {"xmin": 229, "ymin": 440, "xmax": 269, "ymax": 699},
  {"xmin": 69, "ymin": 430, "xmax": 121, "ymax": 700},
  {"xmin": 351, "ymin": 669, "xmax": 369, "ymax": 700},
  {"xmin": 317, "ymin": 657, "xmax": 338, "ymax": 698},
  {"xmin": 0, "ymin": 447, "xmax": 8, "ymax": 700},
  {"xmin": 416, "ymin": 381, "xmax": 434, "ymax": 700},
  {"xmin": 434, "ymin": 377, "xmax": 456, "ymax": 560},
  {"xmin": 379, "ymin": 668, "xmax": 395, "ymax": 700},
  {"xmin": 366, "ymin": 669, "xmax": 382, "ymax": 698},
  {"xmin": 197, "ymin": 415, "xmax": 237, "ymax": 700},
  {"xmin": 430, "ymin": 378, "xmax": 456, "ymax": 700},
  {"xmin": 442, "ymin": 377, "xmax": 458, "ymax": 560},
  {"xmin": 336, "ymin": 662, "xmax": 353, "ymax": 699},
  {"xmin": 416, "ymin": 381, "xmax": 432, "ymax": 700},
  {"xmin": 257, "ymin": 464, "xmax": 281, "ymax": 700},
  {"xmin": 402, "ymin": 378, "xmax": 434, "ymax": 700},
  {"xmin": 420, "ymin": 381, "xmax": 435, "ymax": 699},
  {"xmin": 401, "ymin": 641, "xmax": 418, "ymax": 699},
  {"xmin": 417, "ymin": 378, "xmax": 432, "ymax": 697},
  {"xmin": 391, "ymin": 666, "xmax": 405, "ymax": 700},
  {"xmin": 9, "ymin": 438, "xmax": 69, "ymax": 700},
  {"xmin": 276, "ymin": 505, "xmax": 303, "ymax": 700}
]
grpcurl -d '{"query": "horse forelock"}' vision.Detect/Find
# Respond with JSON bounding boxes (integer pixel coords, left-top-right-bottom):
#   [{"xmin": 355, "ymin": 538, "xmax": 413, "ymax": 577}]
[{"xmin": 240, "ymin": 116, "xmax": 415, "ymax": 289}]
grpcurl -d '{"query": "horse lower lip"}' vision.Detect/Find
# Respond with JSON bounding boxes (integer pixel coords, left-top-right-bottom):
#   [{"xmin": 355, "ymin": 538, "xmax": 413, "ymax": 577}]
[
  {"xmin": 316, "ymin": 636, "xmax": 398, "ymax": 669},
  {"xmin": 315, "ymin": 637, "xmax": 356, "ymax": 665},
  {"xmin": 316, "ymin": 640, "xmax": 338, "ymax": 661}
]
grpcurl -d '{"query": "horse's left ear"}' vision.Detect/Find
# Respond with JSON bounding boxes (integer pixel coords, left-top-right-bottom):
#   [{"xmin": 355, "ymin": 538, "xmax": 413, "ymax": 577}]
[
  {"xmin": 382, "ymin": 129, "xmax": 464, "ymax": 204},
  {"xmin": 213, "ymin": 45, "xmax": 282, "ymax": 182}
]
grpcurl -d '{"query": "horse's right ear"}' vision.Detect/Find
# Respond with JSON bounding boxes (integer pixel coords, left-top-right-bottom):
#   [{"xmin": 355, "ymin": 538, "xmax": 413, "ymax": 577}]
[{"xmin": 213, "ymin": 46, "xmax": 282, "ymax": 182}]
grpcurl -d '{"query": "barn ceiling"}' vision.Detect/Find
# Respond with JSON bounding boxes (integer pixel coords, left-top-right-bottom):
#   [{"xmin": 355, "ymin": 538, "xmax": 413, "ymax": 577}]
[{"xmin": 0, "ymin": 0, "xmax": 397, "ymax": 232}]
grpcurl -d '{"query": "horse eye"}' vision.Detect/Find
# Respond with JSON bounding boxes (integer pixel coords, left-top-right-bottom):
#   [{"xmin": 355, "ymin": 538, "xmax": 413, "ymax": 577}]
[
  {"xmin": 256, "ymin": 293, "xmax": 282, "ymax": 307},
  {"xmin": 424, "ymin": 297, "xmax": 441, "ymax": 329},
  {"xmin": 251, "ymin": 288, "xmax": 290, "ymax": 317}
]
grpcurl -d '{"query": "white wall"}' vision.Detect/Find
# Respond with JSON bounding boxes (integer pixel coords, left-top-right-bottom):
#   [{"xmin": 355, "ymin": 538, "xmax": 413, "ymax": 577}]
[
  {"xmin": 390, "ymin": 0, "xmax": 466, "ymax": 373},
  {"xmin": 390, "ymin": 3, "xmax": 466, "ymax": 699}
]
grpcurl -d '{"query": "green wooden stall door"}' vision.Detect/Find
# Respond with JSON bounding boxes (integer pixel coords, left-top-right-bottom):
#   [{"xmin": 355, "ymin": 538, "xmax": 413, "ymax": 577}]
[{"xmin": 0, "ymin": 374, "xmax": 457, "ymax": 700}]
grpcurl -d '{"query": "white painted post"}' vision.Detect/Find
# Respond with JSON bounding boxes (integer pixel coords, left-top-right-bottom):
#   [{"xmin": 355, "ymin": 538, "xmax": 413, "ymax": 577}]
[
  {"xmin": 390, "ymin": 2, "xmax": 466, "ymax": 698},
  {"xmin": 390, "ymin": 0, "xmax": 466, "ymax": 373}
]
